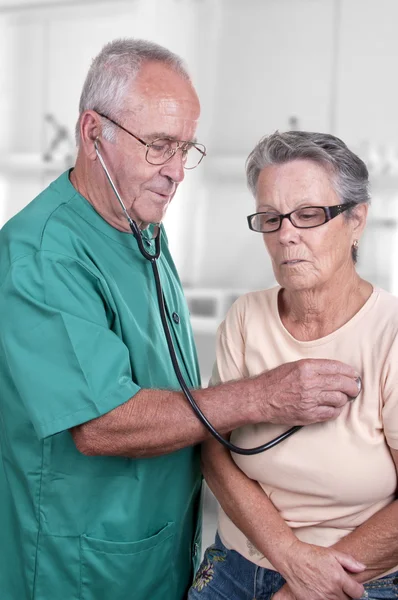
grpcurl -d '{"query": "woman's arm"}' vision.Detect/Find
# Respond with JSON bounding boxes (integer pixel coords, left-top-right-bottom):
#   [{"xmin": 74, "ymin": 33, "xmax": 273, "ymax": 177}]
[
  {"xmin": 202, "ymin": 436, "xmax": 297, "ymax": 566},
  {"xmin": 331, "ymin": 447, "xmax": 398, "ymax": 582},
  {"xmin": 272, "ymin": 448, "xmax": 398, "ymax": 600},
  {"xmin": 202, "ymin": 438, "xmax": 366, "ymax": 600}
]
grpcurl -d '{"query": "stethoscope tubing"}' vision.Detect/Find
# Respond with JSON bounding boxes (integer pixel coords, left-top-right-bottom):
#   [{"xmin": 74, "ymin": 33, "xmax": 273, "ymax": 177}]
[
  {"xmin": 94, "ymin": 140, "xmax": 302, "ymax": 454},
  {"xmin": 149, "ymin": 245, "xmax": 302, "ymax": 455}
]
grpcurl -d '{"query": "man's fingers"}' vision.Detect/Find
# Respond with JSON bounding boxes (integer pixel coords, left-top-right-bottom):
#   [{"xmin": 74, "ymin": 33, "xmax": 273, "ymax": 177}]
[
  {"xmin": 320, "ymin": 375, "xmax": 362, "ymax": 398},
  {"xmin": 266, "ymin": 359, "xmax": 362, "ymax": 425},
  {"xmin": 313, "ymin": 405, "xmax": 344, "ymax": 422},
  {"xmin": 302, "ymin": 358, "xmax": 360, "ymax": 379},
  {"xmin": 318, "ymin": 391, "xmax": 348, "ymax": 408}
]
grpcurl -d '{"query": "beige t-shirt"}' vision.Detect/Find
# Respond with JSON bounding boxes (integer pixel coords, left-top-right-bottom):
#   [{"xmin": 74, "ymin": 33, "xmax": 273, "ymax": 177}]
[{"xmin": 213, "ymin": 286, "xmax": 398, "ymax": 571}]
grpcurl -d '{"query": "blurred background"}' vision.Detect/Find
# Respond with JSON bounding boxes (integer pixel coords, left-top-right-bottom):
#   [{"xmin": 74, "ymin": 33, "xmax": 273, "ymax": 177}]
[{"xmin": 1, "ymin": 0, "xmax": 398, "ymax": 553}]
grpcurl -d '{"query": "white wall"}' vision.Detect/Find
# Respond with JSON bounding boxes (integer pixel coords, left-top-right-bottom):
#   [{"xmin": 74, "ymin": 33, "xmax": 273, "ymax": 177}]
[
  {"xmin": 208, "ymin": 0, "xmax": 336, "ymax": 155},
  {"xmin": 2, "ymin": 0, "xmax": 398, "ymax": 293},
  {"xmin": 335, "ymin": 0, "xmax": 398, "ymax": 146},
  {"xmin": 189, "ymin": 0, "xmax": 398, "ymax": 291}
]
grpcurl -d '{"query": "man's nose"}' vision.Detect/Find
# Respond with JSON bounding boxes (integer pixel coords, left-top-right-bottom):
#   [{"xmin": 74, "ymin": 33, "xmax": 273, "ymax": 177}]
[{"xmin": 160, "ymin": 150, "xmax": 185, "ymax": 184}]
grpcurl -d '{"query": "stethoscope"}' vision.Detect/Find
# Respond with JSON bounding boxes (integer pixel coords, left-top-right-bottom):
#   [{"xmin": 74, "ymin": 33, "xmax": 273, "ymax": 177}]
[{"xmin": 94, "ymin": 138, "xmax": 311, "ymax": 455}]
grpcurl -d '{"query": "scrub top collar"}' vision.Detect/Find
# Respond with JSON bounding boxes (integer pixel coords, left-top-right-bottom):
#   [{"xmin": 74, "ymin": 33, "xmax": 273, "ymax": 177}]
[{"xmin": 60, "ymin": 169, "xmax": 155, "ymax": 249}]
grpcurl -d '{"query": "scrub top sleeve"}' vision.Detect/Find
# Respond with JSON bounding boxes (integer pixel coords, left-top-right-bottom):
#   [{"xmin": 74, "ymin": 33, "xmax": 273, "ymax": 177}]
[
  {"xmin": 381, "ymin": 334, "xmax": 398, "ymax": 450},
  {"xmin": 1, "ymin": 253, "xmax": 140, "ymax": 440}
]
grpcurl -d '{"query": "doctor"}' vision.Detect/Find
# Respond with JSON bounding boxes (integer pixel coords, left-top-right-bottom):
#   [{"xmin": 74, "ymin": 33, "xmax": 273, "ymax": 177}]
[{"xmin": 0, "ymin": 39, "xmax": 362, "ymax": 600}]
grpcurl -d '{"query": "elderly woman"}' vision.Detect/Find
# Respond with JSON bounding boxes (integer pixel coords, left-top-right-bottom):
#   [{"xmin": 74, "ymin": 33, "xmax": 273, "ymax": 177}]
[{"xmin": 188, "ymin": 132, "xmax": 398, "ymax": 600}]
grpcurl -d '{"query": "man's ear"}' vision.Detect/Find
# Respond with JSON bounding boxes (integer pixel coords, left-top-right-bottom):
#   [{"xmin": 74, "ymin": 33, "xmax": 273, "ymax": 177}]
[{"xmin": 79, "ymin": 111, "xmax": 102, "ymax": 160}]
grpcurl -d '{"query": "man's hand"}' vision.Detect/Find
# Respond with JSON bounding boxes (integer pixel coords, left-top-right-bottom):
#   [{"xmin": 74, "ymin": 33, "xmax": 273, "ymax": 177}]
[
  {"xmin": 258, "ymin": 359, "xmax": 361, "ymax": 425},
  {"xmin": 274, "ymin": 539, "xmax": 365, "ymax": 600}
]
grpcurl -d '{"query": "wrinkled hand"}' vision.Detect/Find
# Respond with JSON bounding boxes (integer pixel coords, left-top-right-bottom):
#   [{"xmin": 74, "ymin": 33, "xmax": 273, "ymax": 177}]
[
  {"xmin": 260, "ymin": 358, "xmax": 361, "ymax": 425},
  {"xmin": 277, "ymin": 540, "xmax": 365, "ymax": 600}
]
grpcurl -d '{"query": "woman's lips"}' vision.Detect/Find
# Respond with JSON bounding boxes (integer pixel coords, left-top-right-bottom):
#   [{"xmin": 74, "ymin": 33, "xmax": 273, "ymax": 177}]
[{"xmin": 281, "ymin": 259, "xmax": 306, "ymax": 265}]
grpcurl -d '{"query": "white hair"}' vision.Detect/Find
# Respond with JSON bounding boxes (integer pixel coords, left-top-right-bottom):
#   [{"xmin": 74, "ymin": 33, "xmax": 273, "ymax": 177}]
[
  {"xmin": 246, "ymin": 131, "xmax": 370, "ymax": 207},
  {"xmin": 246, "ymin": 131, "xmax": 371, "ymax": 263},
  {"xmin": 75, "ymin": 38, "xmax": 191, "ymax": 145}
]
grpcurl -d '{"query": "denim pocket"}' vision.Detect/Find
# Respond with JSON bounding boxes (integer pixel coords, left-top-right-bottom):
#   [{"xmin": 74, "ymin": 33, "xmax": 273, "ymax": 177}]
[{"xmin": 362, "ymin": 571, "xmax": 398, "ymax": 600}]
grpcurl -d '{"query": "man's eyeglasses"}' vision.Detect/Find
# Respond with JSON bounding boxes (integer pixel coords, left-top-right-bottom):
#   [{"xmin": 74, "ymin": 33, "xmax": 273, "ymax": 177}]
[
  {"xmin": 96, "ymin": 111, "xmax": 206, "ymax": 170},
  {"xmin": 247, "ymin": 202, "xmax": 357, "ymax": 233}
]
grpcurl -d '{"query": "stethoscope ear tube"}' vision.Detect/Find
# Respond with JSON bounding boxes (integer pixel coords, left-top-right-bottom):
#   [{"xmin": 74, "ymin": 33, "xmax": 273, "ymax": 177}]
[
  {"xmin": 95, "ymin": 139, "xmax": 161, "ymax": 259},
  {"xmin": 94, "ymin": 139, "xmax": 134, "ymax": 228}
]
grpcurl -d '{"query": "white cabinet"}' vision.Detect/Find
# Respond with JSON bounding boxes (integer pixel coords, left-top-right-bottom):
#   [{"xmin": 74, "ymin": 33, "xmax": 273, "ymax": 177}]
[
  {"xmin": 209, "ymin": 0, "xmax": 336, "ymax": 155},
  {"xmin": 335, "ymin": 0, "xmax": 398, "ymax": 146},
  {"xmin": 333, "ymin": 0, "xmax": 398, "ymax": 293}
]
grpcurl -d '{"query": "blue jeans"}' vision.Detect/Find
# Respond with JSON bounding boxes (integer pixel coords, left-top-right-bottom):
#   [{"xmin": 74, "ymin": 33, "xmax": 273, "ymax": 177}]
[{"xmin": 188, "ymin": 533, "xmax": 398, "ymax": 600}]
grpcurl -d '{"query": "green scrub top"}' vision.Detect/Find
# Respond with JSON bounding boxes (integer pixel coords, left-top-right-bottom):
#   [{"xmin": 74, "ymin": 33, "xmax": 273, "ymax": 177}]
[{"xmin": 0, "ymin": 171, "xmax": 202, "ymax": 600}]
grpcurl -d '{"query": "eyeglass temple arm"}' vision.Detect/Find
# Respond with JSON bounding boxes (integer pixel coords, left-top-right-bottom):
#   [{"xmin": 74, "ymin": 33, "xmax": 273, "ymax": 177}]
[{"xmin": 325, "ymin": 203, "xmax": 355, "ymax": 220}]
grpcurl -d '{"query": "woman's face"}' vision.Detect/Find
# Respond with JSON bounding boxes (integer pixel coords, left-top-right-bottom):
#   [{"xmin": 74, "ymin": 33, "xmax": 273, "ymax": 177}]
[{"xmin": 256, "ymin": 159, "xmax": 367, "ymax": 292}]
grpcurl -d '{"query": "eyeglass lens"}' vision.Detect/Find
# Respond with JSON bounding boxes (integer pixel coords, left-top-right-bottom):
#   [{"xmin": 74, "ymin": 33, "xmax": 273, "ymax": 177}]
[
  {"xmin": 146, "ymin": 139, "xmax": 205, "ymax": 169},
  {"xmin": 251, "ymin": 207, "xmax": 326, "ymax": 232}
]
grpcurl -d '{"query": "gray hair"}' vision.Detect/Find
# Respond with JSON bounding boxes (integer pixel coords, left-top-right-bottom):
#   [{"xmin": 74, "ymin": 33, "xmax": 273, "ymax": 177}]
[
  {"xmin": 246, "ymin": 131, "xmax": 370, "ymax": 262},
  {"xmin": 75, "ymin": 38, "xmax": 191, "ymax": 145}
]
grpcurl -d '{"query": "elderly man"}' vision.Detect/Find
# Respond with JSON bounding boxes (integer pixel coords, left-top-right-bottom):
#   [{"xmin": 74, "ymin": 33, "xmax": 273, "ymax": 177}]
[{"xmin": 0, "ymin": 39, "xmax": 361, "ymax": 600}]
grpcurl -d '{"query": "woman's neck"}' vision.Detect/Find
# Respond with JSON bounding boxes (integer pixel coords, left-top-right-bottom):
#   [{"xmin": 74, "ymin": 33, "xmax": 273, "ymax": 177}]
[{"xmin": 279, "ymin": 274, "xmax": 373, "ymax": 341}]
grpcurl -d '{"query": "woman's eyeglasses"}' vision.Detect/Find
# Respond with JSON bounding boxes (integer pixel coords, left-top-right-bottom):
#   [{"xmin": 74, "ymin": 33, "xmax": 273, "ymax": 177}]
[{"xmin": 247, "ymin": 202, "xmax": 357, "ymax": 233}]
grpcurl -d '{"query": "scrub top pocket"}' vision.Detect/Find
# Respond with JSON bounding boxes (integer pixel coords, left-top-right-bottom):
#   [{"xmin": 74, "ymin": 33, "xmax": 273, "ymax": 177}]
[{"xmin": 79, "ymin": 521, "xmax": 176, "ymax": 600}]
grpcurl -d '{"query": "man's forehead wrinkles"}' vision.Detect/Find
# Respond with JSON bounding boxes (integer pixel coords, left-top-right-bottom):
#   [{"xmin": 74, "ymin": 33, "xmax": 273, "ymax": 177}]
[
  {"xmin": 125, "ymin": 98, "xmax": 197, "ymax": 118},
  {"xmin": 123, "ymin": 104, "xmax": 145, "ymax": 118}
]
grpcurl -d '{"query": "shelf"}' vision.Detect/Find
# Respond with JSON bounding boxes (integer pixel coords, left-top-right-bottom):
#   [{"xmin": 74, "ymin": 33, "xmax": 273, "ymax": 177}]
[
  {"xmin": 0, "ymin": 153, "xmax": 74, "ymax": 177},
  {"xmin": 185, "ymin": 287, "xmax": 259, "ymax": 335}
]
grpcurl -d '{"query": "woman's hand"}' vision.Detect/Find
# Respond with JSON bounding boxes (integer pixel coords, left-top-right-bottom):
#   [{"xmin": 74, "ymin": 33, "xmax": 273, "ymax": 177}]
[
  {"xmin": 273, "ymin": 583, "xmax": 296, "ymax": 600},
  {"xmin": 276, "ymin": 539, "xmax": 366, "ymax": 600}
]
